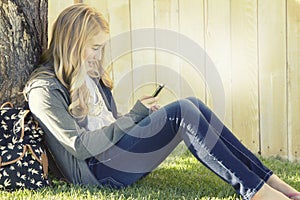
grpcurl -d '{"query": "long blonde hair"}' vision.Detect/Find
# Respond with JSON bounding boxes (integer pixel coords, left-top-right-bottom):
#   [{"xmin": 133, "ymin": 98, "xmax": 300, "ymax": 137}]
[{"xmin": 37, "ymin": 4, "xmax": 113, "ymax": 120}]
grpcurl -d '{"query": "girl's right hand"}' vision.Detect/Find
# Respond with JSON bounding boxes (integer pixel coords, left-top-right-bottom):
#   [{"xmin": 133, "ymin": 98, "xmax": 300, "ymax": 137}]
[{"xmin": 140, "ymin": 96, "xmax": 160, "ymax": 112}]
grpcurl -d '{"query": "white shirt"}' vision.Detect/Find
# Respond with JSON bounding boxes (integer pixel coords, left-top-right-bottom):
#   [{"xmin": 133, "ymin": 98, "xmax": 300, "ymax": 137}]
[{"xmin": 84, "ymin": 75, "xmax": 116, "ymax": 131}]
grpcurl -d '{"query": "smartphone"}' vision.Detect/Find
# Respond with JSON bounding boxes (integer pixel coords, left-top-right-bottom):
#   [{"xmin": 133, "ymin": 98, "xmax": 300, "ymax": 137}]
[{"xmin": 152, "ymin": 84, "xmax": 165, "ymax": 97}]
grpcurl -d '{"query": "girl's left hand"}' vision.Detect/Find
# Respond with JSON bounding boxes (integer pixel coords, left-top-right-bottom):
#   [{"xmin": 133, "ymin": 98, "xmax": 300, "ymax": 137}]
[{"xmin": 139, "ymin": 96, "xmax": 160, "ymax": 112}]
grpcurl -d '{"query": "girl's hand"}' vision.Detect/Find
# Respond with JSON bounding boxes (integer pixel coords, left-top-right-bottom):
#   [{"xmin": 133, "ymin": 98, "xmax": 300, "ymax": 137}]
[{"xmin": 140, "ymin": 96, "xmax": 160, "ymax": 112}]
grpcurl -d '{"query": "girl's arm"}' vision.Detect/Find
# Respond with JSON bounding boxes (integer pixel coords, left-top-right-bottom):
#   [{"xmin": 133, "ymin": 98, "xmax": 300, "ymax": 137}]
[{"xmin": 28, "ymin": 86, "xmax": 149, "ymax": 160}]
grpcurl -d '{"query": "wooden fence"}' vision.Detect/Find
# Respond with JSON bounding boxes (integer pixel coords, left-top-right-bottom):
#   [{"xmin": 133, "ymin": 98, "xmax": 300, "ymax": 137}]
[{"xmin": 49, "ymin": 0, "xmax": 300, "ymax": 162}]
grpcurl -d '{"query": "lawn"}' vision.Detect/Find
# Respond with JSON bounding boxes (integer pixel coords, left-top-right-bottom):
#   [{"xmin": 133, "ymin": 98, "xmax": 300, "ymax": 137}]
[{"xmin": 1, "ymin": 143, "xmax": 300, "ymax": 200}]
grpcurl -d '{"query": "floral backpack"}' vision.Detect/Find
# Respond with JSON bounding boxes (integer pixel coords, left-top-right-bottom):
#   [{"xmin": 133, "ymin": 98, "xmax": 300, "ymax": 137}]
[{"xmin": 0, "ymin": 102, "xmax": 50, "ymax": 190}]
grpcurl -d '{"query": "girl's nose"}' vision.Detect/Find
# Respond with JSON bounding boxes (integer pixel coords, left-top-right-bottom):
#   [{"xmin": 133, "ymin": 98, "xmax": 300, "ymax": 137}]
[{"xmin": 94, "ymin": 48, "xmax": 102, "ymax": 60}]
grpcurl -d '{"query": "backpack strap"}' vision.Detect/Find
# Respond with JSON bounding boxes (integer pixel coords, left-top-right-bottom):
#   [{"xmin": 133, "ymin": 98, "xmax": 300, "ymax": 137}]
[
  {"xmin": 26, "ymin": 144, "xmax": 48, "ymax": 178},
  {"xmin": 0, "ymin": 146, "xmax": 27, "ymax": 167},
  {"xmin": 19, "ymin": 110, "xmax": 31, "ymax": 139},
  {"xmin": 0, "ymin": 102, "xmax": 13, "ymax": 109}
]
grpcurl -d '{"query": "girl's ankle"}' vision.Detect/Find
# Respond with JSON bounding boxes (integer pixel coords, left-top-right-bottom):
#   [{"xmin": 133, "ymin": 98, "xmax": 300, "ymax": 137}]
[{"xmin": 251, "ymin": 184, "xmax": 289, "ymax": 200}]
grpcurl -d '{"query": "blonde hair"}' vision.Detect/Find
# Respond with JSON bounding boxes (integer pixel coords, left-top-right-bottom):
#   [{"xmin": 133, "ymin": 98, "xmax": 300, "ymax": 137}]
[{"xmin": 38, "ymin": 4, "xmax": 113, "ymax": 120}]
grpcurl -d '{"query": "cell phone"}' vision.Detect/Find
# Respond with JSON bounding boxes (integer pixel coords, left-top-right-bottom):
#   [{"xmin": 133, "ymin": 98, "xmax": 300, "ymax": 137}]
[{"xmin": 152, "ymin": 84, "xmax": 165, "ymax": 97}]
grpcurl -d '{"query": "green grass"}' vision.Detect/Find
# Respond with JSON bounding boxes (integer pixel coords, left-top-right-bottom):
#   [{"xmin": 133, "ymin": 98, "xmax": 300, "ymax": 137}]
[{"xmin": 1, "ymin": 143, "xmax": 300, "ymax": 200}]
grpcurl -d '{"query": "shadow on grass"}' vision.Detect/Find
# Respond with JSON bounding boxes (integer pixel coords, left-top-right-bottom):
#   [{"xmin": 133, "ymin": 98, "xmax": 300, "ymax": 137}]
[
  {"xmin": 40, "ymin": 150, "xmax": 241, "ymax": 200},
  {"xmin": 5, "ymin": 149, "xmax": 299, "ymax": 200},
  {"xmin": 42, "ymin": 167, "xmax": 239, "ymax": 200}
]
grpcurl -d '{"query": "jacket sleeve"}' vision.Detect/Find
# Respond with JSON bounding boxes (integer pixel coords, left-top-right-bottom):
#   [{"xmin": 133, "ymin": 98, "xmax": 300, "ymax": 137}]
[{"xmin": 27, "ymin": 86, "xmax": 149, "ymax": 160}]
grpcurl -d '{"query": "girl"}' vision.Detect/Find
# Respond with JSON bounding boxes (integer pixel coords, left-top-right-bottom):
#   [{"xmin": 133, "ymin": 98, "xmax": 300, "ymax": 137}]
[{"xmin": 24, "ymin": 4, "xmax": 299, "ymax": 200}]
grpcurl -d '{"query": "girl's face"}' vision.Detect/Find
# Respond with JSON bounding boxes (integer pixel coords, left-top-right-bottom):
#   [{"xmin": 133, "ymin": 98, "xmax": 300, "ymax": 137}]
[{"xmin": 84, "ymin": 31, "xmax": 108, "ymax": 66}]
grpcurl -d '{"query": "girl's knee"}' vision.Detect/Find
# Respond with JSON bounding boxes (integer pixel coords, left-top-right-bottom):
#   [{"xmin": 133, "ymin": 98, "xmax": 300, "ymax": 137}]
[
  {"xmin": 186, "ymin": 96, "xmax": 205, "ymax": 107},
  {"xmin": 186, "ymin": 96, "xmax": 198, "ymax": 102},
  {"xmin": 164, "ymin": 99, "xmax": 201, "ymax": 117},
  {"xmin": 176, "ymin": 99, "xmax": 198, "ymax": 113}
]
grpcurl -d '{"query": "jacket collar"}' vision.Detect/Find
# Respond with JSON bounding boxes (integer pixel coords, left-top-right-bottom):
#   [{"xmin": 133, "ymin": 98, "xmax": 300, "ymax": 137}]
[{"xmin": 24, "ymin": 66, "xmax": 118, "ymax": 118}]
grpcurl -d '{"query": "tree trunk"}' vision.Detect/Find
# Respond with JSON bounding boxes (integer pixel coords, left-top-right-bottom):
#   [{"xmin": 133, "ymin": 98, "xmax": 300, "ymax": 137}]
[{"xmin": 0, "ymin": 0, "xmax": 48, "ymax": 106}]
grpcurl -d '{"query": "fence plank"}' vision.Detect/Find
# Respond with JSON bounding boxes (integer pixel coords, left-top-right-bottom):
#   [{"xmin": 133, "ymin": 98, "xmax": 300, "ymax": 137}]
[
  {"xmin": 130, "ymin": 0, "xmax": 156, "ymax": 103},
  {"xmin": 231, "ymin": 0, "xmax": 259, "ymax": 152},
  {"xmin": 178, "ymin": 0, "xmax": 206, "ymax": 101},
  {"xmin": 48, "ymin": 0, "xmax": 74, "ymax": 42},
  {"xmin": 287, "ymin": 0, "xmax": 300, "ymax": 162},
  {"xmin": 204, "ymin": 0, "xmax": 232, "ymax": 127},
  {"xmin": 258, "ymin": 0, "xmax": 287, "ymax": 158},
  {"xmin": 154, "ymin": 0, "xmax": 180, "ymax": 106},
  {"xmin": 83, "ymin": 0, "xmax": 109, "ymax": 18},
  {"xmin": 106, "ymin": 0, "xmax": 133, "ymax": 114}
]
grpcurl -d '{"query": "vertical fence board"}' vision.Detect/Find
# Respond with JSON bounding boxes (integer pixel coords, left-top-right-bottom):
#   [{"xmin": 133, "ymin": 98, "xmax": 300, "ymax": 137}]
[
  {"xmin": 83, "ymin": 0, "xmax": 109, "ymax": 18},
  {"xmin": 48, "ymin": 0, "xmax": 74, "ymax": 42},
  {"xmin": 106, "ymin": 0, "xmax": 133, "ymax": 114},
  {"xmin": 287, "ymin": 0, "xmax": 300, "ymax": 161},
  {"xmin": 258, "ymin": 0, "xmax": 287, "ymax": 158},
  {"xmin": 231, "ymin": 0, "xmax": 259, "ymax": 152},
  {"xmin": 154, "ymin": 0, "xmax": 180, "ymax": 106},
  {"xmin": 204, "ymin": 0, "xmax": 232, "ymax": 127},
  {"xmin": 178, "ymin": 0, "xmax": 206, "ymax": 101},
  {"xmin": 130, "ymin": 0, "xmax": 156, "ymax": 103}
]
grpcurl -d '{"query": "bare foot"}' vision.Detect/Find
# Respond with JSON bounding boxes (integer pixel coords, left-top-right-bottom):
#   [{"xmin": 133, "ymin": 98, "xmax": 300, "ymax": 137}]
[
  {"xmin": 266, "ymin": 174, "xmax": 299, "ymax": 197},
  {"xmin": 288, "ymin": 194, "xmax": 300, "ymax": 200},
  {"xmin": 252, "ymin": 184, "xmax": 290, "ymax": 200}
]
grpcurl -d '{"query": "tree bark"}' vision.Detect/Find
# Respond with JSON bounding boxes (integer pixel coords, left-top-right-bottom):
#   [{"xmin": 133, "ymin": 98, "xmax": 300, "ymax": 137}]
[{"xmin": 0, "ymin": 0, "xmax": 48, "ymax": 106}]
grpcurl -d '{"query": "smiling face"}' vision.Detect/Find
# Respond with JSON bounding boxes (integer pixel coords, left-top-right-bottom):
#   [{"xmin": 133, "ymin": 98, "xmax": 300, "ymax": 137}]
[
  {"xmin": 84, "ymin": 31, "xmax": 108, "ymax": 64},
  {"xmin": 84, "ymin": 30, "xmax": 108, "ymax": 76}
]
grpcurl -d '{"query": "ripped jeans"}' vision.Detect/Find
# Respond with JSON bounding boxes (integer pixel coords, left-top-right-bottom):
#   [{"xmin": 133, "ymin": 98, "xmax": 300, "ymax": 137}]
[{"xmin": 87, "ymin": 97, "xmax": 272, "ymax": 200}]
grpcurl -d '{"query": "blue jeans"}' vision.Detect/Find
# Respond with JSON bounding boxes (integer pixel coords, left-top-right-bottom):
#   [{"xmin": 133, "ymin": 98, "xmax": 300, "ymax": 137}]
[{"xmin": 87, "ymin": 97, "xmax": 272, "ymax": 200}]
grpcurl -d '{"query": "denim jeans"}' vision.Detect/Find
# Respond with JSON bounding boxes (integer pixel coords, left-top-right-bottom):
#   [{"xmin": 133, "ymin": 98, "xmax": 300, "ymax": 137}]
[{"xmin": 87, "ymin": 97, "xmax": 272, "ymax": 200}]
